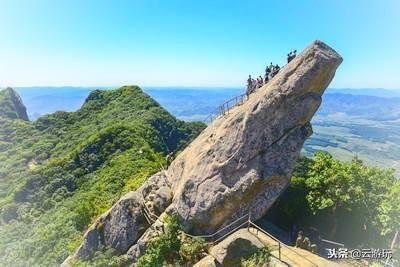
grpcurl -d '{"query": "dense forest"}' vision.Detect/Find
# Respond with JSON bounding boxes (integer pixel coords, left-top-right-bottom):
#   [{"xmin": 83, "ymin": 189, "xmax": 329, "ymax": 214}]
[
  {"xmin": 0, "ymin": 86, "xmax": 204, "ymax": 266},
  {"xmin": 0, "ymin": 86, "xmax": 398, "ymax": 266}
]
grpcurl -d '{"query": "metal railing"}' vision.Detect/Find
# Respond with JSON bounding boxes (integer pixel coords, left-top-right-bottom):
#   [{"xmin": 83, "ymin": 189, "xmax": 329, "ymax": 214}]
[
  {"xmin": 248, "ymin": 221, "xmax": 282, "ymax": 260},
  {"xmin": 249, "ymin": 221, "xmax": 319, "ymax": 267},
  {"xmin": 203, "ymin": 63, "xmax": 288, "ymax": 124},
  {"xmin": 320, "ymin": 238, "xmax": 344, "ymax": 249},
  {"xmin": 203, "ymin": 94, "xmax": 247, "ymax": 124},
  {"xmin": 141, "ymin": 200, "xmax": 328, "ymax": 266},
  {"xmin": 183, "ymin": 214, "xmax": 249, "ymax": 244}
]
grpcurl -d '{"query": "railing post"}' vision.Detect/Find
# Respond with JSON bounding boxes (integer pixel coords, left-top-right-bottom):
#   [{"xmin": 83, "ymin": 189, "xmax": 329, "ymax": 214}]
[
  {"xmin": 247, "ymin": 211, "xmax": 251, "ymax": 231},
  {"xmin": 279, "ymin": 242, "xmax": 281, "ymax": 260}
]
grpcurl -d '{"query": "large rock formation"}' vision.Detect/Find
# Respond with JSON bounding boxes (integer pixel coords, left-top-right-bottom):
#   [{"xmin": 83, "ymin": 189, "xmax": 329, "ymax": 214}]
[
  {"xmin": 0, "ymin": 87, "xmax": 29, "ymax": 121},
  {"xmin": 64, "ymin": 40, "xmax": 342, "ymax": 264},
  {"xmin": 167, "ymin": 40, "xmax": 342, "ymax": 233}
]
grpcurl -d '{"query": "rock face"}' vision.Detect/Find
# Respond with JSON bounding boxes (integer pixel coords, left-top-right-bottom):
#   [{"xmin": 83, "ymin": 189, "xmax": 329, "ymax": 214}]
[
  {"xmin": 66, "ymin": 40, "xmax": 342, "ymax": 263},
  {"xmin": 209, "ymin": 228, "xmax": 264, "ymax": 266},
  {"xmin": 167, "ymin": 40, "xmax": 342, "ymax": 233},
  {"xmin": 72, "ymin": 171, "xmax": 171, "ymax": 260},
  {"xmin": 0, "ymin": 87, "xmax": 29, "ymax": 121}
]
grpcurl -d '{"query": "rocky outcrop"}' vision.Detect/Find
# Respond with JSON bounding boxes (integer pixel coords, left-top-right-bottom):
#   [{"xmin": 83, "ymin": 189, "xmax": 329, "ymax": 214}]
[
  {"xmin": 166, "ymin": 40, "xmax": 342, "ymax": 233},
  {"xmin": 72, "ymin": 171, "xmax": 171, "ymax": 260},
  {"xmin": 0, "ymin": 87, "xmax": 29, "ymax": 121},
  {"xmin": 209, "ymin": 228, "xmax": 264, "ymax": 266},
  {"xmin": 65, "ymin": 40, "xmax": 342, "ymax": 264}
]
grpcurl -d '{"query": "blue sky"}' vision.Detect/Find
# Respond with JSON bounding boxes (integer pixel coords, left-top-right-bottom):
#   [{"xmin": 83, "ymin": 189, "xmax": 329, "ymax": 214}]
[{"xmin": 1, "ymin": 0, "xmax": 399, "ymax": 88}]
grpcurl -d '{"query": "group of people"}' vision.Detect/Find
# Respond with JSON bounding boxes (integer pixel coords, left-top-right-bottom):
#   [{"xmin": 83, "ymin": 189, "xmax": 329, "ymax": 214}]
[
  {"xmin": 246, "ymin": 62, "xmax": 281, "ymax": 96},
  {"xmin": 246, "ymin": 75, "xmax": 264, "ymax": 96},
  {"xmin": 246, "ymin": 50, "xmax": 296, "ymax": 97},
  {"xmin": 287, "ymin": 50, "xmax": 297, "ymax": 63}
]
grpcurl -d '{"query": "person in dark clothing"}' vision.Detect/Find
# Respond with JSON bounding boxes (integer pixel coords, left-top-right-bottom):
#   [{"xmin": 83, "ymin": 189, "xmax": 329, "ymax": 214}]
[
  {"xmin": 287, "ymin": 52, "xmax": 293, "ymax": 63},
  {"xmin": 264, "ymin": 73, "xmax": 269, "ymax": 83},
  {"xmin": 288, "ymin": 50, "xmax": 297, "ymax": 63},
  {"xmin": 270, "ymin": 64, "xmax": 280, "ymax": 78},
  {"xmin": 246, "ymin": 75, "xmax": 253, "ymax": 97},
  {"xmin": 265, "ymin": 66, "xmax": 271, "ymax": 79},
  {"xmin": 265, "ymin": 65, "xmax": 271, "ymax": 75},
  {"xmin": 274, "ymin": 64, "xmax": 280, "ymax": 74}
]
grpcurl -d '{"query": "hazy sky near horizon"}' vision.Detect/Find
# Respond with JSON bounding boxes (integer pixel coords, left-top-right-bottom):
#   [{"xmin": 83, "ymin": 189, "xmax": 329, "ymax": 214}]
[{"xmin": 1, "ymin": 0, "xmax": 399, "ymax": 88}]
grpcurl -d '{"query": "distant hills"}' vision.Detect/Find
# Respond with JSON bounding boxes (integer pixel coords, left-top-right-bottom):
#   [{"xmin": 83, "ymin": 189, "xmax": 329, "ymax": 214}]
[
  {"xmin": 10, "ymin": 87, "xmax": 400, "ymax": 120},
  {"xmin": 328, "ymin": 88, "xmax": 400, "ymax": 98},
  {"xmin": 3, "ymin": 86, "xmax": 400, "ymax": 174}
]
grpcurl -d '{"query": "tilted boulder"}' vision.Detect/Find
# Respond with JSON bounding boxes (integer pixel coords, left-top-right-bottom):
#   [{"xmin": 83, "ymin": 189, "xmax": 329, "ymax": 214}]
[
  {"xmin": 167, "ymin": 40, "xmax": 342, "ymax": 234},
  {"xmin": 65, "ymin": 40, "xmax": 342, "ymax": 264}
]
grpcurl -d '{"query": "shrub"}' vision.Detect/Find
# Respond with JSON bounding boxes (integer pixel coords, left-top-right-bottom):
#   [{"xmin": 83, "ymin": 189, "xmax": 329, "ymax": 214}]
[
  {"xmin": 179, "ymin": 236, "xmax": 206, "ymax": 264},
  {"xmin": 136, "ymin": 215, "xmax": 182, "ymax": 267},
  {"xmin": 241, "ymin": 247, "xmax": 271, "ymax": 267}
]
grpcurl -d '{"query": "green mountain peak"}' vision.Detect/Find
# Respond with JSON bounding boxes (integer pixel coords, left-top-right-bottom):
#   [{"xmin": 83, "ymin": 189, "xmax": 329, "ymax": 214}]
[
  {"xmin": 0, "ymin": 85, "xmax": 205, "ymax": 266},
  {"xmin": 0, "ymin": 87, "xmax": 29, "ymax": 121}
]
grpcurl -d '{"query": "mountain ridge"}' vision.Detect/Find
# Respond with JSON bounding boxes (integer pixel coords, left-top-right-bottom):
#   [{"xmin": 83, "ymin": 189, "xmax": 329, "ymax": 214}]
[{"xmin": 0, "ymin": 85, "xmax": 205, "ymax": 266}]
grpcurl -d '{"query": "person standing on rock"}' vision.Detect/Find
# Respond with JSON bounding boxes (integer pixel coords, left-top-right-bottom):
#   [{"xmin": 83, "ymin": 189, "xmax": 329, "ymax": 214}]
[
  {"xmin": 246, "ymin": 75, "xmax": 253, "ymax": 97},
  {"xmin": 287, "ymin": 52, "xmax": 293, "ymax": 63},
  {"xmin": 273, "ymin": 64, "xmax": 280, "ymax": 76},
  {"xmin": 258, "ymin": 76, "xmax": 264, "ymax": 87},
  {"xmin": 252, "ymin": 78, "xmax": 257, "ymax": 91},
  {"xmin": 288, "ymin": 50, "xmax": 297, "ymax": 63},
  {"xmin": 269, "ymin": 62, "xmax": 275, "ymax": 79},
  {"xmin": 264, "ymin": 72, "xmax": 269, "ymax": 84},
  {"xmin": 265, "ymin": 65, "xmax": 271, "ymax": 77},
  {"xmin": 166, "ymin": 152, "xmax": 174, "ymax": 166}
]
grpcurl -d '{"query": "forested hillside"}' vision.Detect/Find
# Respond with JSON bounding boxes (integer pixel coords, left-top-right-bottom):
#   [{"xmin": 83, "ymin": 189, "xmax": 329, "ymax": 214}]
[{"xmin": 0, "ymin": 86, "xmax": 204, "ymax": 266}]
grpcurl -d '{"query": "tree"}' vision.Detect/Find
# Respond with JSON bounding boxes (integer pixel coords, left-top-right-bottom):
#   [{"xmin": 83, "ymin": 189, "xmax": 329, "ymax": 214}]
[
  {"xmin": 379, "ymin": 181, "xmax": 400, "ymax": 236},
  {"xmin": 272, "ymin": 152, "xmax": 397, "ymax": 247}
]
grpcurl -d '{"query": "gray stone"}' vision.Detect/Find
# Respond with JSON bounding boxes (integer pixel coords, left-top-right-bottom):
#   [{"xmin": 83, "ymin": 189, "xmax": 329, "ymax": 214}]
[
  {"xmin": 152, "ymin": 186, "xmax": 172, "ymax": 215},
  {"xmin": 209, "ymin": 229, "xmax": 264, "ymax": 266},
  {"xmin": 167, "ymin": 40, "xmax": 342, "ymax": 234},
  {"xmin": 66, "ymin": 171, "xmax": 171, "ymax": 262},
  {"xmin": 73, "ymin": 191, "xmax": 146, "ymax": 260},
  {"xmin": 0, "ymin": 87, "xmax": 29, "ymax": 121}
]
